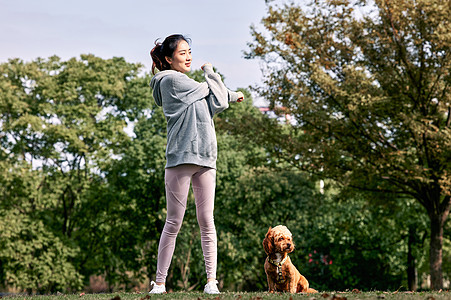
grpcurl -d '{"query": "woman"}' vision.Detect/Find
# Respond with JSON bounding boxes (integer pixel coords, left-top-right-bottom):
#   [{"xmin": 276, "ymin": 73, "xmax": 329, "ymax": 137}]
[{"xmin": 148, "ymin": 34, "xmax": 243, "ymax": 294}]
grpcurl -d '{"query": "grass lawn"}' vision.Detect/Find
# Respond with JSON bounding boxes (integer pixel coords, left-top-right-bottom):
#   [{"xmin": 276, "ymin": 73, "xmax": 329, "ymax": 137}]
[{"xmin": 2, "ymin": 291, "xmax": 449, "ymax": 300}]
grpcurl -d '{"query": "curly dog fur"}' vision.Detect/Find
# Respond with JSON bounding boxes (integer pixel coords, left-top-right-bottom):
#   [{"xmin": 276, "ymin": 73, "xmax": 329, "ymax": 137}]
[{"xmin": 263, "ymin": 225, "xmax": 318, "ymax": 293}]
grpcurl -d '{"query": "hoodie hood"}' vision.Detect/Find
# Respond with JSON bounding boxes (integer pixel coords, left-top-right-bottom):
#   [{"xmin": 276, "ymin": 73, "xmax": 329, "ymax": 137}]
[{"xmin": 150, "ymin": 70, "xmax": 177, "ymax": 106}]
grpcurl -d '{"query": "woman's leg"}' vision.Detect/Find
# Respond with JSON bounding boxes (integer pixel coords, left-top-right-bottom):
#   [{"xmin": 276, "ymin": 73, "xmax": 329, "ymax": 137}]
[
  {"xmin": 191, "ymin": 167, "xmax": 217, "ymax": 280},
  {"xmin": 155, "ymin": 164, "xmax": 199, "ymax": 283}
]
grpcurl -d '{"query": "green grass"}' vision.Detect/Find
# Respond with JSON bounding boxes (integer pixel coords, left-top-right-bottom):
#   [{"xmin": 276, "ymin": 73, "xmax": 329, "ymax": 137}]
[{"xmin": 2, "ymin": 291, "xmax": 450, "ymax": 300}]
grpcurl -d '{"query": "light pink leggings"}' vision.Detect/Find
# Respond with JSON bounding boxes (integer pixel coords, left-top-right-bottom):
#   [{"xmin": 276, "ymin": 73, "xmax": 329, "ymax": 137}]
[{"xmin": 155, "ymin": 164, "xmax": 217, "ymax": 283}]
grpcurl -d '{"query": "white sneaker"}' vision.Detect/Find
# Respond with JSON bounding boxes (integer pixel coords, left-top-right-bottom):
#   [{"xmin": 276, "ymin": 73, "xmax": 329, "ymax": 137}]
[
  {"xmin": 204, "ymin": 280, "xmax": 220, "ymax": 294},
  {"xmin": 149, "ymin": 281, "xmax": 166, "ymax": 294}
]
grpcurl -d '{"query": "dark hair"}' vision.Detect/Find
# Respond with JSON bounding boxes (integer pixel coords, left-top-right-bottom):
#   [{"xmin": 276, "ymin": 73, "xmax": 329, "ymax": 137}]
[{"xmin": 150, "ymin": 34, "xmax": 191, "ymax": 74}]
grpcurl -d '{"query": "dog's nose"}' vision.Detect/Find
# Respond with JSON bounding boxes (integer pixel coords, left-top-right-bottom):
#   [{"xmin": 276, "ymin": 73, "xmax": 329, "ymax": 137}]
[{"xmin": 287, "ymin": 243, "xmax": 291, "ymax": 248}]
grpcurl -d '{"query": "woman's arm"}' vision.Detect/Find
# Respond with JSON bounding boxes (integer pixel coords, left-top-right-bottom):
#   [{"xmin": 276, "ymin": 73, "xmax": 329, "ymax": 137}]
[{"xmin": 202, "ymin": 63, "xmax": 243, "ymax": 115}]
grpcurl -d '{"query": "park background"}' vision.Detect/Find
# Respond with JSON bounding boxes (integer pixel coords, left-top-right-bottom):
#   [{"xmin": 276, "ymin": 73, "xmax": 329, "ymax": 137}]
[{"xmin": 0, "ymin": 0, "xmax": 450, "ymax": 295}]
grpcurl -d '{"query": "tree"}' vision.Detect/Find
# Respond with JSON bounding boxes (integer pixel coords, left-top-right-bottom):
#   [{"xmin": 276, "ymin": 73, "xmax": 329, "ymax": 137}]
[
  {"xmin": 0, "ymin": 55, "xmax": 150, "ymax": 292},
  {"xmin": 0, "ymin": 161, "xmax": 83, "ymax": 293},
  {"xmin": 103, "ymin": 88, "xmax": 168, "ymax": 289},
  {"xmin": 216, "ymin": 87, "xmax": 422, "ymax": 291},
  {"xmin": 246, "ymin": 0, "xmax": 450, "ymax": 289}
]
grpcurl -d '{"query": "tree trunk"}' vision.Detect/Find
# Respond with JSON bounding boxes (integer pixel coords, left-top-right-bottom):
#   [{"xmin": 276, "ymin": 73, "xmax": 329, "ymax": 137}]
[
  {"xmin": 407, "ymin": 226, "xmax": 417, "ymax": 291},
  {"xmin": 429, "ymin": 214, "xmax": 444, "ymax": 290}
]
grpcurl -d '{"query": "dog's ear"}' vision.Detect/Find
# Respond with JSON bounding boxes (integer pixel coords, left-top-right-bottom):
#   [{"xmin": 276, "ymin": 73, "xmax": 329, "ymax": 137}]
[{"xmin": 263, "ymin": 227, "xmax": 273, "ymax": 255}]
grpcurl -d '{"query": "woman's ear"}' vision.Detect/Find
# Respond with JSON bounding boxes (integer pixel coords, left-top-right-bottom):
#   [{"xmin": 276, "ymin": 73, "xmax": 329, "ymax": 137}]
[
  {"xmin": 263, "ymin": 227, "xmax": 273, "ymax": 255},
  {"xmin": 165, "ymin": 56, "xmax": 172, "ymax": 65}
]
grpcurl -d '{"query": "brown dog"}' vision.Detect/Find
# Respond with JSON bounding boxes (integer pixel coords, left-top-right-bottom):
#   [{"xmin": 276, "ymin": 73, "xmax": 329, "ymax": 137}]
[{"xmin": 263, "ymin": 225, "xmax": 318, "ymax": 293}]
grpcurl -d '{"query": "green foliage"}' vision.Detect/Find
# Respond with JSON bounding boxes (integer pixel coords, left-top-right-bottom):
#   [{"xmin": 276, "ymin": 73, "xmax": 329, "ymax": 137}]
[
  {"xmin": 0, "ymin": 208, "xmax": 82, "ymax": 292},
  {"xmin": 246, "ymin": 0, "xmax": 451, "ymax": 200},
  {"xmin": 246, "ymin": 0, "xmax": 450, "ymax": 289},
  {"xmin": 0, "ymin": 162, "xmax": 83, "ymax": 293},
  {"xmin": 303, "ymin": 191, "xmax": 429, "ymax": 291},
  {"xmin": 216, "ymin": 166, "xmax": 319, "ymax": 291},
  {"xmin": 101, "ymin": 72, "xmax": 167, "ymax": 288},
  {"xmin": 0, "ymin": 55, "xmax": 152, "ymax": 292},
  {"xmin": 0, "ymin": 51, "xmax": 446, "ymax": 294}
]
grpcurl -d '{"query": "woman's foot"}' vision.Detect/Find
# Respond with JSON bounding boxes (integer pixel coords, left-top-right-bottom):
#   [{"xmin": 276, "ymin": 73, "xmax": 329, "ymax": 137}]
[
  {"xmin": 204, "ymin": 280, "xmax": 220, "ymax": 294},
  {"xmin": 149, "ymin": 281, "xmax": 166, "ymax": 294}
]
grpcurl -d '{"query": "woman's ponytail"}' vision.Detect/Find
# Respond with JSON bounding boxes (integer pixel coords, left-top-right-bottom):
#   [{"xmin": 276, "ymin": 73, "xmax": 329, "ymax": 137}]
[{"xmin": 150, "ymin": 43, "xmax": 166, "ymax": 75}]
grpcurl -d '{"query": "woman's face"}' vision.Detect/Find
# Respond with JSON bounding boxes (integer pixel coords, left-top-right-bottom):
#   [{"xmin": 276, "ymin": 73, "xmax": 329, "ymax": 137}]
[{"xmin": 166, "ymin": 40, "xmax": 192, "ymax": 73}]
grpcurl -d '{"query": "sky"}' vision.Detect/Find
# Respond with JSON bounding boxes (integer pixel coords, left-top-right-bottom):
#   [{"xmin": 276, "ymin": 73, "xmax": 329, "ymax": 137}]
[{"xmin": 0, "ymin": 0, "xmax": 274, "ymax": 96}]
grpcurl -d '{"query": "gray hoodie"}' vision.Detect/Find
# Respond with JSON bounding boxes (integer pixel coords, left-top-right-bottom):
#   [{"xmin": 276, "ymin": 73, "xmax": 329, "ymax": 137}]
[{"xmin": 150, "ymin": 64, "xmax": 240, "ymax": 169}]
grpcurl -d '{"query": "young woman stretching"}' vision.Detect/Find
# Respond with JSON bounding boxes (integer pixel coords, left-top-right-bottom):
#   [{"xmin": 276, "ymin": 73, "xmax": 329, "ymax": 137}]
[{"xmin": 148, "ymin": 34, "xmax": 244, "ymax": 294}]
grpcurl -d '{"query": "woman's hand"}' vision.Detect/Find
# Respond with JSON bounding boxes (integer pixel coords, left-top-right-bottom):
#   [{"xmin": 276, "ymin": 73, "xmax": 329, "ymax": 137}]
[
  {"xmin": 201, "ymin": 63, "xmax": 212, "ymax": 70},
  {"xmin": 237, "ymin": 91, "xmax": 244, "ymax": 103}
]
